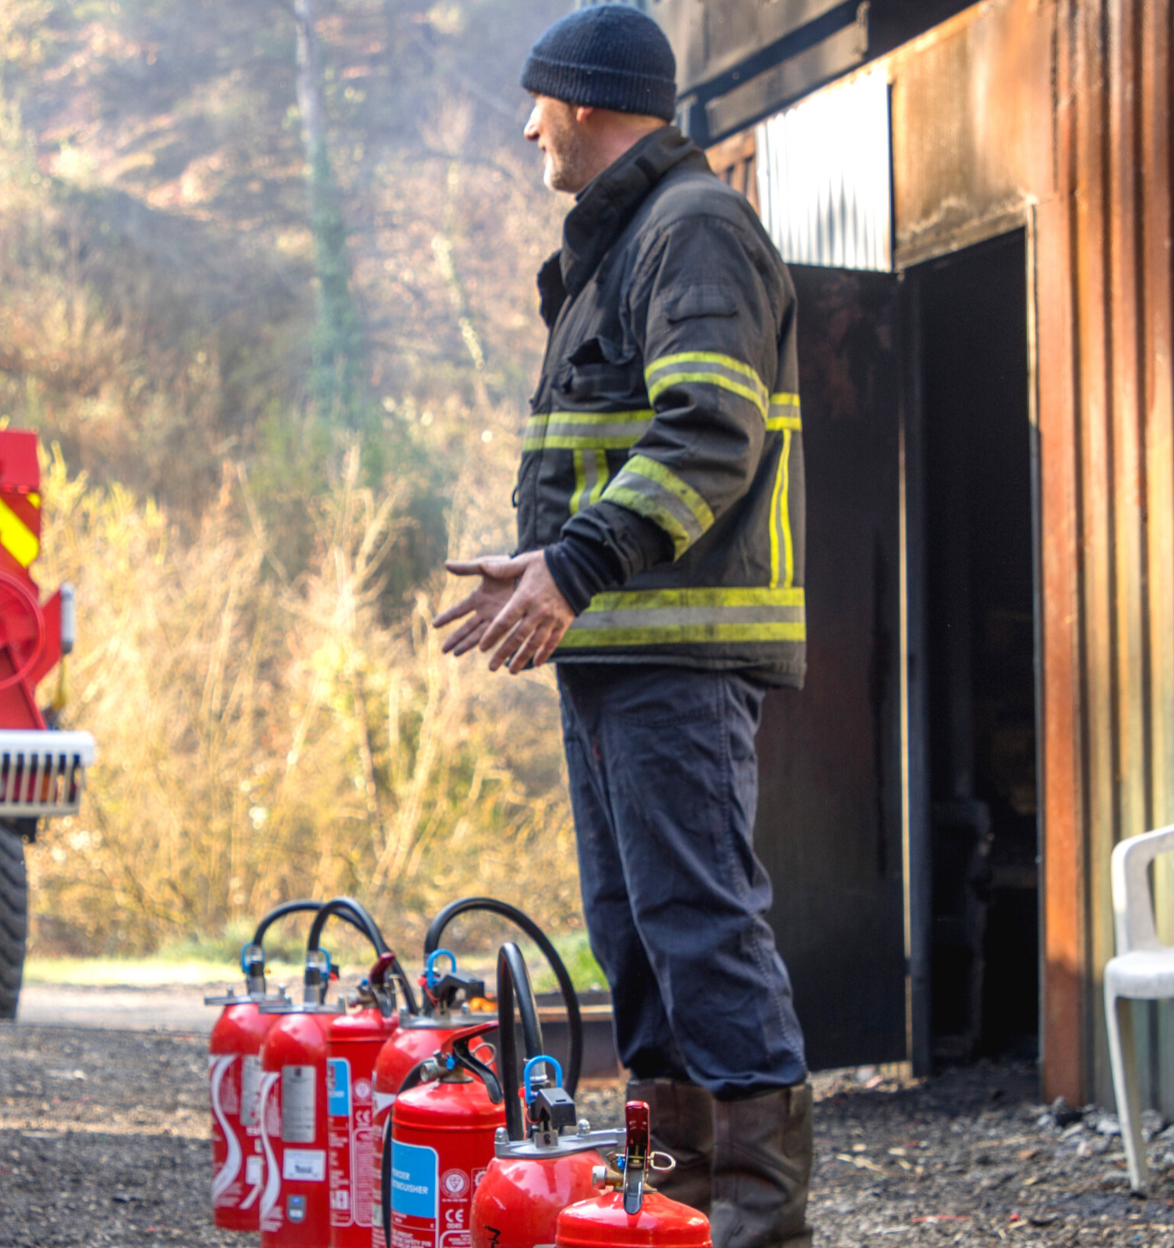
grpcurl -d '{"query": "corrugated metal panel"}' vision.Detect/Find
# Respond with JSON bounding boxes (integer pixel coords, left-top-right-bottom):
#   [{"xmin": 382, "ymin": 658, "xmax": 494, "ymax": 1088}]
[{"xmin": 755, "ymin": 71, "xmax": 891, "ymax": 271}]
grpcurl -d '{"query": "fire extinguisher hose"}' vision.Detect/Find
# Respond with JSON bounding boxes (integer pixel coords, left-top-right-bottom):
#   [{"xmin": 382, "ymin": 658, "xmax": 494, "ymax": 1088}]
[
  {"xmin": 238, "ymin": 900, "xmax": 328, "ymax": 993},
  {"xmin": 423, "ymin": 897, "xmax": 582, "ymax": 1095},
  {"xmin": 251, "ymin": 898, "xmax": 324, "ymax": 948},
  {"xmin": 496, "ymin": 940, "xmax": 544, "ymax": 1142},
  {"xmin": 306, "ymin": 895, "xmax": 386, "ymax": 955},
  {"xmin": 303, "ymin": 896, "xmax": 425, "ymax": 1011}
]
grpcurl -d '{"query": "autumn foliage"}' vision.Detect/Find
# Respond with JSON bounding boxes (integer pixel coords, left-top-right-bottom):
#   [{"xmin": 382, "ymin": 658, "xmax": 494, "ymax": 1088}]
[{"xmin": 0, "ymin": 0, "xmax": 584, "ymax": 954}]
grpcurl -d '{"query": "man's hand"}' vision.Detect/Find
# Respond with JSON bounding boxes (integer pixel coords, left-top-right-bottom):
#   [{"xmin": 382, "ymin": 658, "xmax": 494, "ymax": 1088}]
[{"xmin": 432, "ymin": 550, "xmax": 576, "ymax": 674}]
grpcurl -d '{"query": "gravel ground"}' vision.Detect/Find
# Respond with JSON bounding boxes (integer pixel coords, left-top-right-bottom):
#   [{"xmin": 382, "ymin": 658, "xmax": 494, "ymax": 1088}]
[{"xmin": 3, "ymin": 1024, "xmax": 1174, "ymax": 1245}]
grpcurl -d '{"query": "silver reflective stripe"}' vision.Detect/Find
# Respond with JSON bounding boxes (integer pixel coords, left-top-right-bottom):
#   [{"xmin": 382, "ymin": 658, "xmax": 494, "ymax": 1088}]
[
  {"xmin": 523, "ymin": 410, "xmax": 653, "ymax": 451},
  {"xmin": 601, "ymin": 456, "xmax": 714, "ymax": 558},
  {"xmin": 572, "ymin": 603, "xmax": 807, "ymax": 629},
  {"xmin": 559, "ymin": 587, "xmax": 807, "ymax": 648}
]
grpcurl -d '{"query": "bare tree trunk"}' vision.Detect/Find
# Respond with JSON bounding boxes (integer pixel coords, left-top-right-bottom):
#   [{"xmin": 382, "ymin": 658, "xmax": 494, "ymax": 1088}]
[
  {"xmin": 291, "ymin": 0, "xmax": 367, "ymax": 431},
  {"xmin": 293, "ymin": 0, "xmax": 327, "ymax": 160}
]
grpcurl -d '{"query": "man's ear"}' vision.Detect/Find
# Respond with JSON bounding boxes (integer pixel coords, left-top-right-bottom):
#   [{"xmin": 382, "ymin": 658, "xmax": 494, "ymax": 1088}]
[{"xmin": 574, "ymin": 105, "xmax": 597, "ymax": 123}]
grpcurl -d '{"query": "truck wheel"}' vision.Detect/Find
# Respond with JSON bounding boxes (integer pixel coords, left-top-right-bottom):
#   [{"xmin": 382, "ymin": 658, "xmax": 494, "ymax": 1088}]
[{"xmin": 0, "ymin": 821, "xmax": 28, "ymax": 1020}]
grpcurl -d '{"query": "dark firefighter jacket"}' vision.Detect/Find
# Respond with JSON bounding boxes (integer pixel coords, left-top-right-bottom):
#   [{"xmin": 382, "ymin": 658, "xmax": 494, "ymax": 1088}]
[{"xmin": 518, "ymin": 125, "xmax": 806, "ymax": 687}]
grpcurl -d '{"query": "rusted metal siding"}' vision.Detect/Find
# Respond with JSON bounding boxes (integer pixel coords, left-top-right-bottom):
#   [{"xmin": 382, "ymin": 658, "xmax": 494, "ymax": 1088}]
[
  {"xmin": 887, "ymin": 0, "xmax": 1054, "ymax": 266},
  {"xmin": 892, "ymin": 0, "xmax": 1174, "ymax": 1109},
  {"xmin": 1044, "ymin": 0, "xmax": 1174, "ymax": 1110},
  {"xmin": 1141, "ymin": 8, "xmax": 1174, "ymax": 1106},
  {"xmin": 714, "ymin": 0, "xmax": 1174, "ymax": 1108}
]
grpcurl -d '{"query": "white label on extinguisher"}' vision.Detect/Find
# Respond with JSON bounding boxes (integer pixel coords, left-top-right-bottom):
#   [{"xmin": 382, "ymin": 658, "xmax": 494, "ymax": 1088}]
[
  {"xmin": 281, "ymin": 1065, "xmax": 317, "ymax": 1143},
  {"xmin": 241, "ymin": 1055, "xmax": 263, "ymax": 1129},
  {"xmin": 282, "ymin": 1148, "xmax": 326, "ymax": 1182}
]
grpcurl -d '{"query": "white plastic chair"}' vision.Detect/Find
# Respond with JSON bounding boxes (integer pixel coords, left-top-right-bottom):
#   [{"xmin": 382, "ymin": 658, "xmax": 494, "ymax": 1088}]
[{"xmin": 1105, "ymin": 825, "xmax": 1174, "ymax": 1192}]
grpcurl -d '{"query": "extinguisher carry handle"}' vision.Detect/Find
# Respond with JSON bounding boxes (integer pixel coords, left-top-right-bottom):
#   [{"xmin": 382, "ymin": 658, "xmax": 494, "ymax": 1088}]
[
  {"xmin": 450, "ymin": 1030, "xmax": 503, "ymax": 1104},
  {"xmin": 622, "ymin": 1100, "xmax": 651, "ymax": 1216},
  {"xmin": 397, "ymin": 1022, "xmax": 504, "ymax": 1102},
  {"xmin": 367, "ymin": 952, "xmax": 400, "ymax": 1017}
]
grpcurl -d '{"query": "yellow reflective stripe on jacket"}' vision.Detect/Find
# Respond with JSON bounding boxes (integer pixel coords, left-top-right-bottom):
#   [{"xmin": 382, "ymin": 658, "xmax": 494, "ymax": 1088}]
[
  {"xmin": 766, "ymin": 392, "xmax": 801, "ymax": 431},
  {"xmin": 569, "ymin": 449, "xmax": 610, "ymax": 515},
  {"xmin": 523, "ymin": 410, "xmax": 653, "ymax": 452},
  {"xmin": 769, "ymin": 429, "xmax": 795, "ymax": 588},
  {"xmin": 600, "ymin": 454, "xmax": 715, "ymax": 558},
  {"xmin": 644, "ymin": 352, "xmax": 769, "ymax": 418},
  {"xmin": 0, "ymin": 498, "xmax": 39, "ymax": 568},
  {"xmin": 766, "ymin": 395, "xmax": 800, "ymax": 588},
  {"xmin": 558, "ymin": 585, "xmax": 807, "ymax": 648}
]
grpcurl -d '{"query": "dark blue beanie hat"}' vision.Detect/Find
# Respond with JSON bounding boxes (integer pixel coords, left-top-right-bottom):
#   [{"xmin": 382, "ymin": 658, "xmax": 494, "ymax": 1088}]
[{"xmin": 521, "ymin": 6, "xmax": 677, "ymax": 122}]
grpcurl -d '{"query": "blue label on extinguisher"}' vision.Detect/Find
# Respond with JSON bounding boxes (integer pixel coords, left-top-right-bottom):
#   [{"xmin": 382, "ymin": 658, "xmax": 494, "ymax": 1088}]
[
  {"xmin": 326, "ymin": 1059, "xmax": 351, "ymax": 1117},
  {"xmin": 391, "ymin": 1140, "xmax": 438, "ymax": 1220}
]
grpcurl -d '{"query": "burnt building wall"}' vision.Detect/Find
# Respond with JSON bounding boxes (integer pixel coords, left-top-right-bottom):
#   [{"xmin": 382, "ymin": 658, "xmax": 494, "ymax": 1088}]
[{"xmin": 706, "ymin": 0, "xmax": 1174, "ymax": 1110}]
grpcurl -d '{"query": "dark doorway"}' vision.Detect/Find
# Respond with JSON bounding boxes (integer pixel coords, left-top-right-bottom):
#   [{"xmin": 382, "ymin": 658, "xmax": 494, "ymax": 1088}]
[{"xmin": 915, "ymin": 232, "xmax": 1039, "ymax": 1063}]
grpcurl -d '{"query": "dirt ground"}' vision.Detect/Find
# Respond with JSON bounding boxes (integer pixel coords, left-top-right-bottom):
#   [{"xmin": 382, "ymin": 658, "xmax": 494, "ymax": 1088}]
[{"xmin": 3, "ymin": 1024, "xmax": 1174, "ymax": 1246}]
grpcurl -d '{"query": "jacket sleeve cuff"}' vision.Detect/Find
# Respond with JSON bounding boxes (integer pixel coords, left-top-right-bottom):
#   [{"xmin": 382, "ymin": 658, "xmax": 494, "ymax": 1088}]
[
  {"xmin": 544, "ymin": 531, "xmax": 625, "ymax": 615},
  {"xmin": 562, "ymin": 502, "xmax": 673, "ymax": 581}
]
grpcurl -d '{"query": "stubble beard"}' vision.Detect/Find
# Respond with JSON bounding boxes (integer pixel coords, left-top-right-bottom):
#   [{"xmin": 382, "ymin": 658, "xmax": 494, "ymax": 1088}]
[{"xmin": 542, "ymin": 111, "xmax": 589, "ymax": 194}]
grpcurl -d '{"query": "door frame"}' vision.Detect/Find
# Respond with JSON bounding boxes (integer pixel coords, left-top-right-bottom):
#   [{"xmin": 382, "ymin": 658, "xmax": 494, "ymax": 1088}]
[{"xmin": 896, "ymin": 214, "xmax": 1044, "ymax": 1076}]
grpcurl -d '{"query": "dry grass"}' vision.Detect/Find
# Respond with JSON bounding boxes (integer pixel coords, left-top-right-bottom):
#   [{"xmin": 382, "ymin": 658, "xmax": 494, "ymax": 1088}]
[
  {"xmin": 26, "ymin": 441, "xmax": 582, "ymax": 956},
  {"xmin": 0, "ymin": 0, "xmax": 586, "ymax": 960}
]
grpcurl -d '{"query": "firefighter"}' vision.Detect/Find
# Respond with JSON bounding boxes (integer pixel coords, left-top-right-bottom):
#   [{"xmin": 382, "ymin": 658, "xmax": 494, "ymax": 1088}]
[{"xmin": 433, "ymin": 7, "xmax": 813, "ymax": 1246}]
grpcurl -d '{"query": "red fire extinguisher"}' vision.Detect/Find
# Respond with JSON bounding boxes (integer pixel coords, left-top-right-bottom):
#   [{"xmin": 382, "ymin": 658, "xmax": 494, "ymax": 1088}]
[
  {"xmin": 472, "ymin": 943, "xmax": 622, "ymax": 1248},
  {"xmin": 372, "ymin": 946, "xmax": 488, "ymax": 1101},
  {"xmin": 370, "ymin": 895, "xmax": 583, "ymax": 1237},
  {"xmin": 326, "ymin": 949, "xmax": 414, "ymax": 1248},
  {"xmin": 555, "ymin": 1102, "xmax": 712, "ymax": 1248},
  {"xmin": 369, "ymin": 946, "xmax": 480, "ymax": 1246},
  {"xmin": 205, "ymin": 899, "xmax": 323, "ymax": 1232},
  {"xmin": 259, "ymin": 896, "xmax": 387, "ymax": 1248},
  {"xmin": 383, "ymin": 1021, "xmax": 506, "ymax": 1248},
  {"xmin": 423, "ymin": 897, "xmax": 583, "ymax": 1091}
]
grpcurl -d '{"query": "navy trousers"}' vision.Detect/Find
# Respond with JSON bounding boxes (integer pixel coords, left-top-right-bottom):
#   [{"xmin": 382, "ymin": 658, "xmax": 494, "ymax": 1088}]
[{"xmin": 557, "ymin": 662, "xmax": 808, "ymax": 1097}]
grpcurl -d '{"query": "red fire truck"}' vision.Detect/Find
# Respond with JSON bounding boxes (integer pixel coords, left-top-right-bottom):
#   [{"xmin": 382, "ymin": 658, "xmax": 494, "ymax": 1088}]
[{"xmin": 0, "ymin": 430, "xmax": 95, "ymax": 1019}]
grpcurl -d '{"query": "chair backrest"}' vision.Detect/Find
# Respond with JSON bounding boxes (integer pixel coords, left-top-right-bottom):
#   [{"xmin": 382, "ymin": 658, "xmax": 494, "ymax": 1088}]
[{"xmin": 1111, "ymin": 825, "xmax": 1174, "ymax": 954}]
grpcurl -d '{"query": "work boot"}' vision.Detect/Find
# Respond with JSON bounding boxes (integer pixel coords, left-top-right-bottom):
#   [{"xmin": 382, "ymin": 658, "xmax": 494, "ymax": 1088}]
[
  {"xmin": 628, "ymin": 1077, "xmax": 715, "ymax": 1216},
  {"xmin": 709, "ymin": 1082, "xmax": 814, "ymax": 1248}
]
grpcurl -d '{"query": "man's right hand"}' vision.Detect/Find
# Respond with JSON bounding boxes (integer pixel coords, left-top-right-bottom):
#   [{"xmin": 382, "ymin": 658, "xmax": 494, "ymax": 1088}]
[{"xmin": 433, "ymin": 552, "xmax": 576, "ymax": 672}]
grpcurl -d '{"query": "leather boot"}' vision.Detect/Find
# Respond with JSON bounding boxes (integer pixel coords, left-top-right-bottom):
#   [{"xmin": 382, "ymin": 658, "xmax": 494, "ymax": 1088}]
[
  {"xmin": 709, "ymin": 1082, "xmax": 814, "ymax": 1248},
  {"xmin": 627, "ymin": 1078, "xmax": 715, "ymax": 1216}
]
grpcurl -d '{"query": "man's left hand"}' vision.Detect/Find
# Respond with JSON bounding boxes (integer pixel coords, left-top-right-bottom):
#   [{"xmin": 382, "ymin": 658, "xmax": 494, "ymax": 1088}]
[{"xmin": 434, "ymin": 550, "xmax": 575, "ymax": 674}]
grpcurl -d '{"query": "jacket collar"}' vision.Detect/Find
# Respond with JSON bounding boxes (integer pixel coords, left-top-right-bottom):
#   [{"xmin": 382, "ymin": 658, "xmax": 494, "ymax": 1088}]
[{"xmin": 559, "ymin": 125, "xmax": 709, "ymax": 301}]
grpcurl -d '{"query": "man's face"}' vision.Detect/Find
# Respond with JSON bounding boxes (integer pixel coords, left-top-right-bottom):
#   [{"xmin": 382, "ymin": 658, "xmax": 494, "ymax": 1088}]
[{"xmin": 524, "ymin": 95, "xmax": 590, "ymax": 193}]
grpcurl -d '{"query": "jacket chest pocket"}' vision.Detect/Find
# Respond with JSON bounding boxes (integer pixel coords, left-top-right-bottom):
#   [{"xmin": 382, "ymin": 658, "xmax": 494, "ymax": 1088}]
[{"xmin": 555, "ymin": 336, "xmax": 644, "ymax": 407}]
